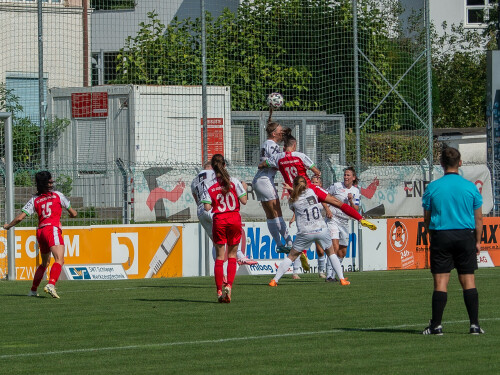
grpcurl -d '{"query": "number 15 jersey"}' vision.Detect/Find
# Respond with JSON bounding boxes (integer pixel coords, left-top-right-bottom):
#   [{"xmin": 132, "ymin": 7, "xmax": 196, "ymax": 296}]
[{"xmin": 22, "ymin": 191, "xmax": 71, "ymax": 229}]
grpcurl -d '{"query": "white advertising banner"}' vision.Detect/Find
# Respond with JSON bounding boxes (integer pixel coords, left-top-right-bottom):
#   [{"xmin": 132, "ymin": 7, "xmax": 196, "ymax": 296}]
[
  {"xmin": 61, "ymin": 264, "xmax": 128, "ymax": 281},
  {"xmin": 133, "ymin": 164, "xmax": 492, "ymax": 222}
]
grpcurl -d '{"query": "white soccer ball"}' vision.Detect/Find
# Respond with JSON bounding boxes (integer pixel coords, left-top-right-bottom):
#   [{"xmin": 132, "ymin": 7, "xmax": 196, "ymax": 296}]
[{"xmin": 267, "ymin": 92, "xmax": 284, "ymax": 109}]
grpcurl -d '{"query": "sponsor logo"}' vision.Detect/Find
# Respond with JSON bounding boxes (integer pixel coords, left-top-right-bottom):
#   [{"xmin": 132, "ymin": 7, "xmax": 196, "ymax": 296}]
[
  {"xmin": 389, "ymin": 220, "xmax": 408, "ymax": 252},
  {"xmin": 111, "ymin": 233, "xmax": 139, "ymax": 275},
  {"xmin": 69, "ymin": 267, "xmax": 91, "ymax": 280}
]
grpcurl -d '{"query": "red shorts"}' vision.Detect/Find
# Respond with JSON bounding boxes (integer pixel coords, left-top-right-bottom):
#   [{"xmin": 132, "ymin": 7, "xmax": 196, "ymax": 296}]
[
  {"xmin": 36, "ymin": 226, "xmax": 64, "ymax": 254},
  {"xmin": 212, "ymin": 211, "xmax": 242, "ymax": 246},
  {"xmin": 309, "ymin": 183, "xmax": 328, "ymax": 202}
]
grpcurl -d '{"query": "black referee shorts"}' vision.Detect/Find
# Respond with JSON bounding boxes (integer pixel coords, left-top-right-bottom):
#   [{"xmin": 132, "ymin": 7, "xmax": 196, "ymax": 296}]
[{"xmin": 429, "ymin": 229, "xmax": 478, "ymax": 274}]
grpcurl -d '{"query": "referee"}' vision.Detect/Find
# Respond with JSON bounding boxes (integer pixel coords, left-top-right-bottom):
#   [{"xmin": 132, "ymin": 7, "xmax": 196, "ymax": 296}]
[{"xmin": 421, "ymin": 147, "xmax": 484, "ymax": 335}]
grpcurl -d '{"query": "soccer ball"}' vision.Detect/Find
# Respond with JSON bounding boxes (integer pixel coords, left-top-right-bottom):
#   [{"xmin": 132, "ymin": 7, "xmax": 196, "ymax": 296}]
[{"xmin": 267, "ymin": 92, "xmax": 284, "ymax": 109}]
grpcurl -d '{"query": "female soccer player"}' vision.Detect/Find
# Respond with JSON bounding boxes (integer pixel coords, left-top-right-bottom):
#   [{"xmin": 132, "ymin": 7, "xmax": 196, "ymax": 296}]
[
  {"xmin": 260, "ymin": 128, "xmax": 375, "ymax": 231},
  {"xmin": 191, "ymin": 161, "xmax": 256, "ymax": 266},
  {"xmin": 269, "ymin": 176, "xmax": 348, "ymax": 287},
  {"xmin": 3, "ymin": 171, "xmax": 77, "ymax": 298},
  {"xmin": 324, "ymin": 167, "xmax": 360, "ymax": 281},
  {"xmin": 201, "ymin": 154, "xmax": 248, "ymax": 303},
  {"xmin": 252, "ymin": 120, "xmax": 293, "ymax": 252}
]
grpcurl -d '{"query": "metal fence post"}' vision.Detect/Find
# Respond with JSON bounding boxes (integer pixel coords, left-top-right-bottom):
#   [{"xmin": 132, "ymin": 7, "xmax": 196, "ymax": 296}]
[{"xmin": 1, "ymin": 112, "xmax": 15, "ymax": 280}]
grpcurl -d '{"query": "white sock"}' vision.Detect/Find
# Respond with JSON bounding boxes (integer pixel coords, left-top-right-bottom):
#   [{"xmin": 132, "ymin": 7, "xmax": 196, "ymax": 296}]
[
  {"xmin": 278, "ymin": 217, "xmax": 293, "ymax": 246},
  {"xmin": 318, "ymin": 255, "xmax": 326, "ymax": 273},
  {"xmin": 236, "ymin": 249, "xmax": 246, "ymax": 260},
  {"xmin": 326, "ymin": 257, "xmax": 333, "ymax": 278},
  {"xmin": 274, "ymin": 257, "xmax": 293, "ymax": 283},
  {"xmin": 267, "ymin": 218, "xmax": 283, "ymax": 246},
  {"xmin": 328, "ymin": 254, "xmax": 345, "ymax": 280},
  {"xmin": 293, "ymin": 257, "xmax": 301, "ymax": 273}
]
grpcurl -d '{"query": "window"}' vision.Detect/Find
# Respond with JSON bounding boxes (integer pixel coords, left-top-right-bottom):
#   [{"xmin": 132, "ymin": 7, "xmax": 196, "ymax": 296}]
[
  {"xmin": 465, "ymin": 0, "xmax": 497, "ymax": 27},
  {"xmin": 5, "ymin": 72, "xmax": 47, "ymax": 126},
  {"xmin": 91, "ymin": 52, "xmax": 120, "ymax": 86}
]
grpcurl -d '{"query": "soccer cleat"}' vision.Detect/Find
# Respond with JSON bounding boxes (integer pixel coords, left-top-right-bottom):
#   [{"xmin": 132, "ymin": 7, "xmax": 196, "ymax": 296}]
[
  {"xmin": 325, "ymin": 277, "xmax": 337, "ymax": 283},
  {"xmin": 276, "ymin": 245, "xmax": 291, "ymax": 254},
  {"xmin": 300, "ymin": 252, "xmax": 310, "ymax": 272},
  {"xmin": 470, "ymin": 324, "xmax": 484, "ymax": 335},
  {"xmin": 269, "ymin": 279, "xmax": 278, "ymax": 287},
  {"xmin": 217, "ymin": 290, "xmax": 224, "ymax": 303},
  {"xmin": 222, "ymin": 284, "xmax": 232, "ymax": 303},
  {"xmin": 340, "ymin": 278, "xmax": 350, "ymax": 286},
  {"xmin": 360, "ymin": 219, "xmax": 377, "ymax": 231},
  {"xmin": 292, "ymin": 273, "xmax": 301, "ymax": 280},
  {"xmin": 44, "ymin": 284, "xmax": 60, "ymax": 299},
  {"xmin": 27, "ymin": 290, "xmax": 39, "ymax": 297},
  {"xmin": 318, "ymin": 272, "xmax": 326, "ymax": 279},
  {"xmin": 237, "ymin": 257, "xmax": 258, "ymax": 266},
  {"xmin": 422, "ymin": 321, "xmax": 443, "ymax": 335}
]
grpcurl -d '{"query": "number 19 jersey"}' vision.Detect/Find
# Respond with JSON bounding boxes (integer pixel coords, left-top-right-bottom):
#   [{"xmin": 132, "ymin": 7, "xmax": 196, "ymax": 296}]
[
  {"xmin": 266, "ymin": 151, "xmax": 315, "ymax": 186},
  {"xmin": 22, "ymin": 191, "xmax": 71, "ymax": 229}
]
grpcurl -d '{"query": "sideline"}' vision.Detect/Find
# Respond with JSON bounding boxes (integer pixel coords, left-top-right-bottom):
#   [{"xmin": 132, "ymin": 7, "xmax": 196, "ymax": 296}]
[{"xmin": 1, "ymin": 317, "xmax": 498, "ymax": 360}]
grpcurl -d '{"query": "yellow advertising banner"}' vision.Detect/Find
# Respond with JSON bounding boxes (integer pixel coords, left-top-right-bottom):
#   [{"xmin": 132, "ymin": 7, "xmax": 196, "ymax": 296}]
[{"xmin": 0, "ymin": 225, "xmax": 182, "ymax": 280}]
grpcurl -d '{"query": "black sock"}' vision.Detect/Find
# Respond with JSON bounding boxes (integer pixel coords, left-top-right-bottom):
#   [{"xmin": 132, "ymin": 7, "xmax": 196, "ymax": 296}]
[
  {"xmin": 463, "ymin": 288, "xmax": 479, "ymax": 326},
  {"xmin": 431, "ymin": 291, "xmax": 448, "ymax": 326}
]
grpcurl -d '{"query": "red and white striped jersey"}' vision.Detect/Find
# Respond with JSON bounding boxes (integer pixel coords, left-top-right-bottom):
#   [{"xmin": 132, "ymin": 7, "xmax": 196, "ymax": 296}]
[{"xmin": 266, "ymin": 151, "xmax": 315, "ymax": 187}]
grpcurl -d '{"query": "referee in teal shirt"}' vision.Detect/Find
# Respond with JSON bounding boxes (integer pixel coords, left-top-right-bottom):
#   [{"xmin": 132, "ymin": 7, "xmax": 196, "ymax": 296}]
[{"xmin": 421, "ymin": 147, "xmax": 484, "ymax": 335}]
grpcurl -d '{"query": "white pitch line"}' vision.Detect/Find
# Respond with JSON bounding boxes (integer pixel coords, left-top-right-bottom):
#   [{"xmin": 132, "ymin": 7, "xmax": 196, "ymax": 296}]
[{"xmin": 1, "ymin": 317, "xmax": 498, "ymax": 360}]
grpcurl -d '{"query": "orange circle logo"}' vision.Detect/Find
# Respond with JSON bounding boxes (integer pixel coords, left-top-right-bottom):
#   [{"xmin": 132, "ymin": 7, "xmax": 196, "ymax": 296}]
[{"xmin": 389, "ymin": 221, "xmax": 408, "ymax": 252}]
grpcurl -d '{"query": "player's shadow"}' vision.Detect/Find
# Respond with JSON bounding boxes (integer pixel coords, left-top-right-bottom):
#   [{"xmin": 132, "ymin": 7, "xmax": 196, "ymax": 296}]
[
  {"xmin": 338, "ymin": 327, "xmax": 422, "ymax": 334},
  {"xmin": 134, "ymin": 298, "xmax": 217, "ymax": 304},
  {"xmin": 138, "ymin": 284, "xmax": 213, "ymax": 290}
]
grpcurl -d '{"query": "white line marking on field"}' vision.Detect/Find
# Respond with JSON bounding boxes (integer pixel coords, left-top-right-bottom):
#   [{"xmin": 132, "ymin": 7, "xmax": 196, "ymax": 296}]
[{"xmin": 1, "ymin": 317, "xmax": 498, "ymax": 360}]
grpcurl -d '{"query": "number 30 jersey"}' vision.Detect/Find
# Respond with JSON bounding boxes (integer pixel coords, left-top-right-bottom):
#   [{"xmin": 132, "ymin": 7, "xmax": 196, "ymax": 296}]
[
  {"xmin": 22, "ymin": 191, "xmax": 71, "ymax": 229},
  {"xmin": 289, "ymin": 188, "xmax": 327, "ymax": 235},
  {"xmin": 201, "ymin": 177, "xmax": 247, "ymax": 216}
]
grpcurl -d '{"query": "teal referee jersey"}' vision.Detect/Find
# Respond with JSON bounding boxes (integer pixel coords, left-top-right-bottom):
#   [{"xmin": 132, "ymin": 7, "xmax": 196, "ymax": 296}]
[{"xmin": 422, "ymin": 173, "xmax": 482, "ymax": 230}]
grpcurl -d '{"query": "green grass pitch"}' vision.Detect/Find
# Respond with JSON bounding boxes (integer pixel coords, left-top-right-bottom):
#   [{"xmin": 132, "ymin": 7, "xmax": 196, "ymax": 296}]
[{"xmin": 1, "ymin": 268, "xmax": 499, "ymax": 374}]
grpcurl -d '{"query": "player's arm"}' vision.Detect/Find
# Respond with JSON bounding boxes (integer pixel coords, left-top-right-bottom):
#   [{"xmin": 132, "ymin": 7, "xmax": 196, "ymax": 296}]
[
  {"xmin": 3, "ymin": 211, "xmax": 27, "ymax": 230},
  {"xmin": 238, "ymin": 181, "xmax": 248, "ymax": 205},
  {"xmin": 423, "ymin": 209, "xmax": 431, "ymax": 232},
  {"xmin": 323, "ymin": 202, "xmax": 333, "ymax": 219},
  {"xmin": 474, "ymin": 207, "xmax": 483, "ymax": 255},
  {"xmin": 310, "ymin": 166, "xmax": 321, "ymax": 177},
  {"xmin": 67, "ymin": 207, "xmax": 77, "ymax": 218}
]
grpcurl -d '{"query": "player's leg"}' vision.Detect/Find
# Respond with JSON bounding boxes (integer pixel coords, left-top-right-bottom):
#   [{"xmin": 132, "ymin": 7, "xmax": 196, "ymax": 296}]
[
  {"xmin": 316, "ymin": 242, "xmax": 326, "ymax": 278},
  {"xmin": 270, "ymin": 249, "xmax": 301, "ymax": 286},
  {"xmin": 292, "ymin": 256, "xmax": 301, "ymax": 279},
  {"xmin": 324, "ymin": 244, "xmax": 349, "ymax": 285}
]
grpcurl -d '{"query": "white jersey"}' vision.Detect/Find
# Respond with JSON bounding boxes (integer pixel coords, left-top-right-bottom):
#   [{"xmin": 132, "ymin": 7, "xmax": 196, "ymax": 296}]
[
  {"xmin": 190, "ymin": 169, "xmax": 216, "ymax": 207},
  {"xmin": 326, "ymin": 182, "xmax": 360, "ymax": 224},
  {"xmin": 253, "ymin": 139, "xmax": 281, "ymax": 181},
  {"xmin": 289, "ymin": 188, "xmax": 327, "ymax": 235}
]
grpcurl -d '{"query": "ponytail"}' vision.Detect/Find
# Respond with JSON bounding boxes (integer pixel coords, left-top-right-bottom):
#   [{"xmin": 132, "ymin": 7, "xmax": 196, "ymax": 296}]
[
  {"xmin": 282, "ymin": 127, "xmax": 296, "ymax": 149},
  {"xmin": 211, "ymin": 154, "xmax": 231, "ymax": 194},
  {"xmin": 289, "ymin": 175, "xmax": 308, "ymax": 203}
]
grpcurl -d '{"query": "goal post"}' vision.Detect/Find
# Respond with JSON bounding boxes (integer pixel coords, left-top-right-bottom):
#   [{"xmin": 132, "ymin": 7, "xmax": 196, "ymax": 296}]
[{"xmin": 1, "ymin": 112, "xmax": 15, "ymax": 280}]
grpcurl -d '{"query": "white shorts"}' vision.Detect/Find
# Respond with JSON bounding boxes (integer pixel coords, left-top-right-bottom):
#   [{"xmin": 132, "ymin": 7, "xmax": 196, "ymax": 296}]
[
  {"xmin": 292, "ymin": 227, "xmax": 331, "ymax": 252},
  {"xmin": 252, "ymin": 176, "xmax": 278, "ymax": 202},
  {"xmin": 326, "ymin": 220, "xmax": 349, "ymax": 247},
  {"xmin": 197, "ymin": 205, "xmax": 213, "ymax": 241}
]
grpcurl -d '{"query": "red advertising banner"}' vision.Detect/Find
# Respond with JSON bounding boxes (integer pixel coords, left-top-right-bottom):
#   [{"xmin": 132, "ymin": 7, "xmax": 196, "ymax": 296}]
[
  {"xmin": 201, "ymin": 118, "xmax": 224, "ymax": 162},
  {"xmin": 387, "ymin": 217, "xmax": 500, "ymax": 270},
  {"xmin": 71, "ymin": 92, "xmax": 108, "ymax": 118}
]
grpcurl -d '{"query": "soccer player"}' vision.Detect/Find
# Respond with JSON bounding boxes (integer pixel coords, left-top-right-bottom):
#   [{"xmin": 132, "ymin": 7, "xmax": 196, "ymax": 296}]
[
  {"xmin": 421, "ymin": 147, "xmax": 484, "ymax": 335},
  {"xmin": 3, "ymin": 171, "xmax": 77, "ymax": 298},
  {"xmin": 260, "ymin": 127, "xmax": 376, "ymax": 232},
  {"xmin": 252, "ymin": 120, "xmax": 293, "ymax": 253},
  {"xmin": 269, "ymin": 176, "xmax": 348, "ymax": 287},
  {"xmin": 324, "ymin": 167, "xmax": 360, "ymax": 282},
  {"xmin": 191, "ymin": 161, "xmax": 256, "ymax": 266},
  {"xmin": 201, "ymin": 154, "xmax": 248, "ymax": 303}
]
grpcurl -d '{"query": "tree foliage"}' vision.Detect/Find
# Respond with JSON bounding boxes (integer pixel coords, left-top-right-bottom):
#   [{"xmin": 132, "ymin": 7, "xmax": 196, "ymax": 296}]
[{"xmin": 115, "ymin": 0, "xmax": 426, "ymax": 132}]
